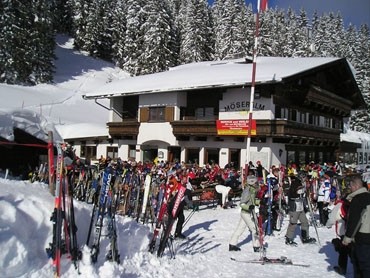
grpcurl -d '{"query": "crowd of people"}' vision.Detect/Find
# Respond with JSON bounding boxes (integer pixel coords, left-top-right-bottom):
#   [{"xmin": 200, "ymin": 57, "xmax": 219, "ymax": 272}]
[
  {"xmin": 39, "ymin": 151, "xmax": 369, "ymax": 277},
  {"xmin": 121, "ymin": 158, "xmax": 369, "ymax": 278}
]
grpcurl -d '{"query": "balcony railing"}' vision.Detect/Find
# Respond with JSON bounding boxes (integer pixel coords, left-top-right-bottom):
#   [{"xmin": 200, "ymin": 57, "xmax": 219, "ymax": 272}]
[
  {"xmin": 107, "ymin": 121, "xmax": 140, "ymax": 138},
  {"xmin": 171, "ymin": 119, "xmax": 340, "ymax": 142}
]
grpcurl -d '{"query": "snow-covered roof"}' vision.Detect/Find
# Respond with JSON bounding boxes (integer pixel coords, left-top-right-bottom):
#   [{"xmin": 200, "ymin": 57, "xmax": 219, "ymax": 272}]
[
  {"xmin": 55, "ymin": 123, "xmax": 109, "ymax": 140},
  {"xmin": 0, "ymin": 108, "xmax": 63, "ymax": 143},
  {"xmin": 341, "ymin": 128, "xmax": 370, "ymax": 144},
  {"xmin": 84, "ymin": 56, "xmax": 342, "ymax": 99}
]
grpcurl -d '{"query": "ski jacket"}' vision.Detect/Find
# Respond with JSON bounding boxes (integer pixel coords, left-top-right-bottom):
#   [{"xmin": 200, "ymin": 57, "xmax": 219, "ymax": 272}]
[
  {"xmin": 345, "ymin": 187, "xmax": 370, "ymax": 244},
  {"xmin": 317, "ymin": 178, "xmax": 331, "ymax": 203},
  {"xmin": 240, "ymin": 186, "xmax": 256, "ymax": 213},
  {"xmin": 326, "ymin": 199, "xmax": 349, "ymax": 236},
  {"xmin": 287, "ymin": 178, "xmax": 305, "ymax": 212}
]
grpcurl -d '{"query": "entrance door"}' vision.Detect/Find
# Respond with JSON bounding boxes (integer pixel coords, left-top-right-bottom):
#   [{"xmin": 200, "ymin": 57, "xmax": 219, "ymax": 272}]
[{"xmin": 143, "ymin": 149, "xmax": 157, "ymax": 163}]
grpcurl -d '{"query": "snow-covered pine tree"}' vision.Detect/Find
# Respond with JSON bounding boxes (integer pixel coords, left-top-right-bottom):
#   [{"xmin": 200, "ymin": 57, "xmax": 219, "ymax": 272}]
[
  {"xmin": 0, "ymin": 0, "xmax": 21, "ymax": 83},
  {"xmin": 51, "ymin": 0, "xmax": 74, "ymax": 35},
  {"xmin": 350, "ymin": 24, "xmax": 370, "ymax": 132},
  {"xmin": 137, "ymin": 0, "xmax": 174, "ymax": 75},
  {"xmin": 29, "ymin": 0, "xmax": 55, "ymax": 84},
  {"xmin": 123, "ymin": 0, "xmax": 146, "ymax": 75},
  {"xmin": 111, "ymin": 0, "xmax": 127, "ymax": 69},
  {"xmin": 212, "ymin": 0, "xmax": 249, "ymax": 60},
  {"xmin": 179, "ymin": 0, "xmax": 212, "ymax": 64}
]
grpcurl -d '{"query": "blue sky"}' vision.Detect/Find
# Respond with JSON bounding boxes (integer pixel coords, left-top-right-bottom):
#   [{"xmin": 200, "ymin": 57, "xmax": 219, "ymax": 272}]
[{"xmin": 208, "ymin": 0, "xmax": 370, "ymax": 28}]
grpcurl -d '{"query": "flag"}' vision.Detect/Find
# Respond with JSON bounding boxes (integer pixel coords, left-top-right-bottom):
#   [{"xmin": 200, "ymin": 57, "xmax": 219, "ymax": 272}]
[{"xmin": 259, "ymin": 0, "xmax": 268, "ymax": 12}]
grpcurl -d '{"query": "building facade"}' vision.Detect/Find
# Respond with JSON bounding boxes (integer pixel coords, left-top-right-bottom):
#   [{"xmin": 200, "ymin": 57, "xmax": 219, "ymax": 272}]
[{"xmin": 82, "ymin": 57, "xmax": 365, "ymax": 169}]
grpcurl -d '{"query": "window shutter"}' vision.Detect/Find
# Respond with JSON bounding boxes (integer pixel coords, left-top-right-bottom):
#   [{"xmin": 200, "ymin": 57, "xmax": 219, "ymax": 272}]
[
  {"xmin": 140, "ymin": 107, "xmax": 149, "ymax": 122},
  {"xmin": 165, "ymin": 107, "xmax": 174, "ymax": 122}
]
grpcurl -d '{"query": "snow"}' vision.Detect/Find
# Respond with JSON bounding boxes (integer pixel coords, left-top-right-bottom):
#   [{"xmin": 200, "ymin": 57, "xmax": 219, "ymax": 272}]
[
  {"xmin": 0, "ymin": 177, "xmax": 353, "ymax": 278},
  {"xmin": 0, "ymin": 34, "xmax": 128, "ymax": 141},
  {"xmin": 84, "ymin": 56, "xmax": 340, "ymax": 98}
]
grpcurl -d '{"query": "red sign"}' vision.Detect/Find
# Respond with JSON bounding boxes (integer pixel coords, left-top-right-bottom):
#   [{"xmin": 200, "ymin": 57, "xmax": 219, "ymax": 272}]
[{"xmin": 216, "ymin": 119, "xmax": 256, "ymax": 136}]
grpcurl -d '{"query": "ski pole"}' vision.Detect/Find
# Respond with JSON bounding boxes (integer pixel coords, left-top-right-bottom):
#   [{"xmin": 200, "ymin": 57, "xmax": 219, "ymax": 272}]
[
  {"xmin": 182, "ymin": 209, "xmax": 196, "ymax": 229},
  {"xmin": 306, "ymin": 194, "xmax": 321, "ymax": 246}
]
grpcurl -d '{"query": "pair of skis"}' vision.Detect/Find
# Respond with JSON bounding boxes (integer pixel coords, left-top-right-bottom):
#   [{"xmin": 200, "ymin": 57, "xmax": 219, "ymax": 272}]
[
  {"xmin": 46, "ymin": 143, "xmax": 81, "ymax": 277},
  {"xmin": 149, "ymin": 181, "xmax": 186, "ymax": 258},
  {"xmin": 231, "ymin": 256, "xmax": 310, "ymax": 267},
  {"xmin": 88, "ymin": 165, "xmax": 120, "ymax": 264}
]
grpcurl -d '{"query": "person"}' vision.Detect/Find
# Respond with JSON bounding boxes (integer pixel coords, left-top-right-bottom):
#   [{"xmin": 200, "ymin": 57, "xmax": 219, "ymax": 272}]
[
  {"xmin": 267, "ymin": 167, "xmax": 284, "ymax": 232},
  {"xmin": 326, "ymin": 188, "xmax": 351, "ymax": 275},
  {"xmin": 229, "ymin": 175, "xmax": 261, "ymax": 252},
  {"xmin": 255, "ymin": 161, "xmax": 264, "ymax": 182},
  {"xmin": 317, "ymin": 173, "xmax": 331, "ymax": 226},
  {"xmin": 285, "ymin": 174, "xmax": 316, "ymax": 246},
  {"xmin": 342, "ymin": 177, "xmax": 370, "ymax": 278}
]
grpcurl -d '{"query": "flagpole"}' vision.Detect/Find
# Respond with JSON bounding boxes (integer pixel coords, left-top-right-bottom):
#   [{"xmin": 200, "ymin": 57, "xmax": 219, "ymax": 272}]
[{"xmin": 245, "ymin": 0, "xmax": 263, "ymax": 179}]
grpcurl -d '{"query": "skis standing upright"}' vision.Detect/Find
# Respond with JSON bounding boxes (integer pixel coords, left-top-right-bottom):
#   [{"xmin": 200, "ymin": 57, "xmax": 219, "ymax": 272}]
[
  {"xmin": 148, "ymin": 180, "xmax": 172, "ymax": 253},
  {"xmin": 90, "ymin": 165, "xmax": 113, "ymax": 263},
  {"xmin": 157, "ymin": 185, "xmax": 186, "ymax": 258},
  {"xmin": 46, "ymin": 143, "xmax": 82, "ymax": 276},
  {"xmin": 140, "ymin": 172, "xmax": 152, "ymax": 224},
  {"xmin": 62, "ymin": 175, "xmax": 82, "ymax": 270},
  {"xmin": 276, "ymin": 165, "xmax": 286, "ymax": 231},
  {"xmin": 266, "ymin": 178, "xmax": 273, "ymax": 236},
  {"xmin": 46, "ymin": 143, "xmax": 64, "ymax": 277},
  {"xmin": 306, "ymin": 192, "xmax": 321, "ymax": 246}
]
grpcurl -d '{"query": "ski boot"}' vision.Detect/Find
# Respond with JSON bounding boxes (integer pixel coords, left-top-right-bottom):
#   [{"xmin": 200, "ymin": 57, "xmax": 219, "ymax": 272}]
[
  {"xmin": 302, "ymin": 237, "xmax": 316, "ymax": 244},
  {"xmin": 301, "ymin": 230, "xmax": 316, "ymax": 244},
  {"xmin": 253, "ymin": 246, "xmax": 266, "ymax": 253},
  {"xmin": 285, "ymin": 237, "xmax": 298, "ymax": 246},
  {"xmin": 229, "ymin": 244, "xmax": 241, "ymax": 251}
]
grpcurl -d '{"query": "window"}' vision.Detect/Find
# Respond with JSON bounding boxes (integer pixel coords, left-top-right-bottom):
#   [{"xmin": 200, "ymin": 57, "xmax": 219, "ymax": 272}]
[
  {"xmin": 81, "ymin": 146, "xmax": 96, "ymax": 160},
  {"xmin": 281, "ymin": 108, "xmax": 289, "ymax": 119},
  {"xmin": 324, "ymin": 117, "xmax": 331, "ymax": 128},
  {"xmin": 107, "ymin": 146, "xmax": 118, "ymax": 159},
  {"xmin": 129, "ymin": 145, "xmax": 136, "ymax": 160},
  {"xmin": 289, "ymin": 109, "xmax": 297, "ymax": 121},
  {"xmin": 149, "ymin": 107, "xmax": 165, "ymax": 122},
  {"xmin": 299, "ymin": 112, "xmax": 306, "ymax": 123},
  {"xmin": 195, "ymin": 107, "xmax": 214, "ymax": 120},
  {"xmin": 287, "ymin": 151, "xmax": 295, "ymax": 163}
]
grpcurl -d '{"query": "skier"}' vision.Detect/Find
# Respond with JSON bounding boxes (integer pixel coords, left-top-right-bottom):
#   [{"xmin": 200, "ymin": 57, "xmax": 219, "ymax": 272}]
[
  {"xmin": 285, "ymin": 174, "xmax": 316, "ymax": 246},
  {"xmin": 168, "ymin": 171, "xmax": 187, "ymax": 239},
  {"xmin": 342, "ymin": 176, "xmax": 370, "ymax": 278},
  {"xmin": 317, "ymin": 173, "xmax": 331, "ymax": 226},
  {"xmin": 326, "ymin": 188, "xmax": 351, "ymax": 275},
  {"xmin": 229, "ymin": 175, "xmax": 261, "ymax": 252}
]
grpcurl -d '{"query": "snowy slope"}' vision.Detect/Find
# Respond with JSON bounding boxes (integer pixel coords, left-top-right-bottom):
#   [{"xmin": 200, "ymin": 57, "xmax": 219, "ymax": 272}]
[
  {"xmin": 0, "ymin": 178, "xmax": 352, "ymax": 278},
  {"xmin": 0, "ymin": 35, "xmax": 129, "ymax": 133}
]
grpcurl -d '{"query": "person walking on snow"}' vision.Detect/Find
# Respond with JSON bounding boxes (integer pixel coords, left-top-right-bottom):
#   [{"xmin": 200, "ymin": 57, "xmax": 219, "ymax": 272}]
[
  {"xmin": 229, "ymin": 175, "xmax": 262, "ymax": 252},
  {"xmin": 285, "ymin": 174, "xmax": 316, "ymax": 246}
]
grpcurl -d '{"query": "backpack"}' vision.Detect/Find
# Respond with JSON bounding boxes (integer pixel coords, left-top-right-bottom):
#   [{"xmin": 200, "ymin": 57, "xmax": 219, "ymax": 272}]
[{"xmin": 329, "ymin": 185, "xmax": 337, "ymax": 200}]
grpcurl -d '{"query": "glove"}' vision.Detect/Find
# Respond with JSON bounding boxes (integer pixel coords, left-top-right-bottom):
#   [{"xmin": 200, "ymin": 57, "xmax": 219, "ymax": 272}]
[
  {"xmin": 240, "ymin": 203, "xmax": 249, "ymax": 211},
  {"xmin": 342, "ymin": 236, "xmax": 353, "ymax": 246},
  {"xmin": 249, "ymin": 205, "xmax": 255, "ymax": 211}
]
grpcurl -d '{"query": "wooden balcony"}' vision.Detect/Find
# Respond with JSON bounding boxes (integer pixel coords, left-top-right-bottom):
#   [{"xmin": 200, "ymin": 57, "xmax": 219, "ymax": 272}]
[
  {"xmin": 107, "ymin": 121, "xmax": 140, "ymax": 138},
  {"xmin": 171, "ymin": 119, "xmax": 340, "ymax": 143}
]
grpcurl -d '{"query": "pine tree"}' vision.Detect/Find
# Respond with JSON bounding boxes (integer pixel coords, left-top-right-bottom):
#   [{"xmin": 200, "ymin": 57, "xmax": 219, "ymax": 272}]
[
  {"xmin": 29, "ymin": 0, "xmax": 55, "ymax": 84},
  {"xmin": 51, "ymin": 0, "xmax": 74, "ymax": 34},
  {"xmin": 213, "ymin": 0, "xmax": 249, "ymax": 60},
  {"xmin": 111, "ymin": 0, "xmax": 127, "ymax": 68},
  {"xmin": 349, "ymin": 24, "xmax": 370, "ymax": 132},
  {"xmin": 138, "ymin": 0, "xmax": 174, "ymax": 75},
  {"xmin": 123, "ymin": 0, "xmax": 145, "ymax": 75},
  {"xmin": 179, "ymin": 0, "xmax": 212, "ymax": 64}
]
